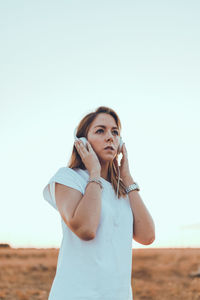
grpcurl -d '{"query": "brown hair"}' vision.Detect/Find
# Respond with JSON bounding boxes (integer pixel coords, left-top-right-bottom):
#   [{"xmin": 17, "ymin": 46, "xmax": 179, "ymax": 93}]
[{"xmin": 67, "ymin": 106, "xmax": 127, "ymax": 199}]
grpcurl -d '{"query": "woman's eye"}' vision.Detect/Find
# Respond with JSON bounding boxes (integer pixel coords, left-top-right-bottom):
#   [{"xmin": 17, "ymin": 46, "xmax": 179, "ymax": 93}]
[
  {"xmin": 96, "ymin": 129, "xmax": 104, "ymax": 133},
  {"xmin": 96, "ymin": 129, "xmax": 119, "ymax": 135},
  {"xmin": 113, "ymin": 130, "xmax": 119, "ymax": 135}
]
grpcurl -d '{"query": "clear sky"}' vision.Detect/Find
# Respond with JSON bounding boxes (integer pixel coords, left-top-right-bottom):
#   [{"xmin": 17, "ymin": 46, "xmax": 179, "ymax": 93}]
[{"xmin": 1, "ymin": 0, "xmax": 200, "ymax": 249}]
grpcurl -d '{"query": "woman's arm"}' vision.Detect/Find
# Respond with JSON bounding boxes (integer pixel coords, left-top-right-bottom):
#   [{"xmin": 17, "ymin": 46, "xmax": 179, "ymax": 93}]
[
  {"xmin": 55, "ymin": 174, "xmax": 102, "ymax": 241},
  {"xmin": 124, "ymin": 176, "xmax": 155, "ymax": 245},
  {"xmin": 115, "ymin": 143, "xmax": 155, "ymax": 246}
]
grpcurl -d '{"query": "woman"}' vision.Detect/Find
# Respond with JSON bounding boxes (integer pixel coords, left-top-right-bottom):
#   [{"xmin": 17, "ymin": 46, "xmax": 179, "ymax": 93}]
[{"xmin": 43, "ymin": 106, "xmax": 155, "ymax": 300}]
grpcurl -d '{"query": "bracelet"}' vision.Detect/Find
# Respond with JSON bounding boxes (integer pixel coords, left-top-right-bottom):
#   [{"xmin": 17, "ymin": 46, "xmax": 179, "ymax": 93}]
[
  {"xmin": 125, "ymin": 182, "xmax": 140, "ymax": 194},
  {"xmin": 87, "ymin": 177, "xmax": 103, "ymax": 189}
]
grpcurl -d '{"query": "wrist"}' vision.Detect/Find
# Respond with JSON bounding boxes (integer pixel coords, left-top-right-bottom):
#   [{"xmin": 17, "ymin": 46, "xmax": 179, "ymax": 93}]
[
  {"xmin": 123, "ymin": 175, "xmax": 135, "ymax": 187},
  {"xmin": 89, "ymin": 170, "xmax": 101, "ymax": 178},
  {"xmin": 87, "ymin": 178, "xmax": 103, "ymax": 190}
]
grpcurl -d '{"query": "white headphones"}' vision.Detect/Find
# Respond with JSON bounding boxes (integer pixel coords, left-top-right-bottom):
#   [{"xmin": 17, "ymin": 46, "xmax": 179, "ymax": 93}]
[
  {"xmin": 74, "ymin": 126, "xmax": 123, "ymax": 198},
  {"xmin": 74, "ymin": 126, "xmax": 124, "ymax": 154}
]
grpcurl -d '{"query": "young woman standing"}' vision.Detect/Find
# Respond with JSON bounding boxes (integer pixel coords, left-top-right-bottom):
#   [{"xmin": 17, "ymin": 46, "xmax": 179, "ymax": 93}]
[{"xmin": 43, "ymin": 106, "xmax": 155, "ymax": 300}]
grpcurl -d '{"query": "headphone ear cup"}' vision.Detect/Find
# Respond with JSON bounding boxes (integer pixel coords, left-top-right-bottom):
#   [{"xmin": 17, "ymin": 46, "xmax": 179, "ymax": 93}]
[
  {"xmin": 79, "ymin": 137, "xmax": 88, "ymax": 148},
  {"xmin": 117, "ymin": 137, "xmax": 123, "ymax": 154},
  {"xmin": 74, "ymin": 127, "xmax": 78, "ymax": 140},
  {"xmin": 74, "ymin": 126, "xmax": 88, "ymax": 148}
]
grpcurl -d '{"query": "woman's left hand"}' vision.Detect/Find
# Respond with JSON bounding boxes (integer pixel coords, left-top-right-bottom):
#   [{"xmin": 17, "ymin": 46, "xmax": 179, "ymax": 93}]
[{"xmin": 113, "ymin": 143, "xmax": 133, "ymax": 183}]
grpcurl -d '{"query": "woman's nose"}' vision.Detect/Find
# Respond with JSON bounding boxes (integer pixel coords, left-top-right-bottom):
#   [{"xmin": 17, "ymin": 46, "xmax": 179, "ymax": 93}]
[{"xmin": 106, "ymin": 131, "xmax": 113, "ymax": 140}]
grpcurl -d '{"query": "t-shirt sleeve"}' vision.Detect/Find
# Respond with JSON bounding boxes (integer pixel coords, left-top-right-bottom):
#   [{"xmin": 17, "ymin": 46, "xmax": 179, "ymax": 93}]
[{"xmin": 42, "ymin": 167, "xmax": 85, "ymax": 211}]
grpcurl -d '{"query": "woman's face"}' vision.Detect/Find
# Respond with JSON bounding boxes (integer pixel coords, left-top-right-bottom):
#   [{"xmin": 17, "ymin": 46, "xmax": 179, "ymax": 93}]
[{"xmin": 87, "ymin": 113, "xmax": 120, "ymax": 164}]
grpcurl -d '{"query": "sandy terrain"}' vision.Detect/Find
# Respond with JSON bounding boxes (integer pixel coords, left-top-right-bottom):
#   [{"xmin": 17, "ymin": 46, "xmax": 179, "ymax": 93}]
[{"xmin": 0, "ymin": 246, "xmax": 200, "ymax": 300}]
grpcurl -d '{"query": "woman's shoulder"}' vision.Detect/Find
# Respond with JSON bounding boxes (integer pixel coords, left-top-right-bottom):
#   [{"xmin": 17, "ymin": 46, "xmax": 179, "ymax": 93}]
[{"xmin": 57, "ymin": 166, "xmax": 89, "ymax": 181}]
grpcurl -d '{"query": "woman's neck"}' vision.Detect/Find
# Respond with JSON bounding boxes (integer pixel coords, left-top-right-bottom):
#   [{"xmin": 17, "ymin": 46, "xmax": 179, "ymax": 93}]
[{"xmin": 100, "ymin": 163, "xmax": 110, "ymax": 181}]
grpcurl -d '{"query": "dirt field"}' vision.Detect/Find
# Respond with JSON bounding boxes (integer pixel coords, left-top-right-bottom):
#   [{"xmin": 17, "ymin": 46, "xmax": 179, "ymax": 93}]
[{"xmin": 0, "ymin": 247, "xmax": 200, "ymax": 300}]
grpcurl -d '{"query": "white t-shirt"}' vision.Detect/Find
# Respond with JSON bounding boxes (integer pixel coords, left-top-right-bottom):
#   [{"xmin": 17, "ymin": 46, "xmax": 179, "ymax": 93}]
[{"xmin": 43, "ymin": 167, "xmax": 134, "ymax": 300}]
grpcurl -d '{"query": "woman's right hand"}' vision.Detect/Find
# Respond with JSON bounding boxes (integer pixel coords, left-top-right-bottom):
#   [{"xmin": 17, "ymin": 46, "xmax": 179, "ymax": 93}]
[{"xmin": 74, "ymin": 139, "xmax": 101, "ymax": 176}]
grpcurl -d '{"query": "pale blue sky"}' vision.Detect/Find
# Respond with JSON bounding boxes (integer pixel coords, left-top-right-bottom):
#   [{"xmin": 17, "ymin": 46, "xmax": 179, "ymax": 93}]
[{"xmin": 0, "ymin": 0, "xmax": 200, "ymax": 248}]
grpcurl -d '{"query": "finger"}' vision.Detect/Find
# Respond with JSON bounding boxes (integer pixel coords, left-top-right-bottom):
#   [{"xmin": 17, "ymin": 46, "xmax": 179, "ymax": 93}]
[
  {"xmin": 86, "ymin": 141, "xmax": 91, "ymax": 148},
  {"xmin": 74, "ymin": 140, "xmax": 79, "ymax": 149},
  {"xmin": 77, "ymin": 141, "xmax": 89, "ymax": 156},
  {"xmin": 74, "ymin": 140, "xmax": 81, "ymax": 149},
  {"xmin": 87, "ymin": 142, "xmax": 94, "ymax": 152},
  {"xmin": 113, "ymin": 157, "xmax": 117, "ymax": 170},
  {"xmin": 113, "ymin": 157, "xmax": 118, "ymax": 167},
  {"xmin": 74, "ymin": 140, "xmax": 84, "ymax": 156},
  {"xmin": 113, "ymin": 157, "xmax": 120, "ymax": 171},
  {"xmin": 122, "ymin": 143, "xmax": 127, "ymax": 155}
]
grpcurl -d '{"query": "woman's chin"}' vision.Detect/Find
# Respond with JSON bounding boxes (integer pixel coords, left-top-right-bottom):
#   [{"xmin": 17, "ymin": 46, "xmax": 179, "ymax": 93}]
[{"xmin": 99, "ymin": 154, "xmax": 115, "ymax": 163}]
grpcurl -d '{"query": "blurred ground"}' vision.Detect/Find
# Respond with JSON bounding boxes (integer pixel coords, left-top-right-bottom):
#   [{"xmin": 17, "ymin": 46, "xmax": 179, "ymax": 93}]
[{"xmin": 0, "ymin": 247, "xmax": 200, "ymax": 300}]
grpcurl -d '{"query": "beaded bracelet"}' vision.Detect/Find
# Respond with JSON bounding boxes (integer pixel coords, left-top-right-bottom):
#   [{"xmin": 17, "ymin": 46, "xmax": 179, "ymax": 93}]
[{"xmin": 87, "ymin": 177, "xmax": 103, "ymax": 189}]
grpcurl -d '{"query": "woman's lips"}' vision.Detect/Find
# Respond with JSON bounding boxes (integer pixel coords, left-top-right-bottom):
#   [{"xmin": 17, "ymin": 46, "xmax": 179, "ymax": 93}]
[{"xmin": 104, "ymin": 148, "xmax": 115, "ymax": 151}]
